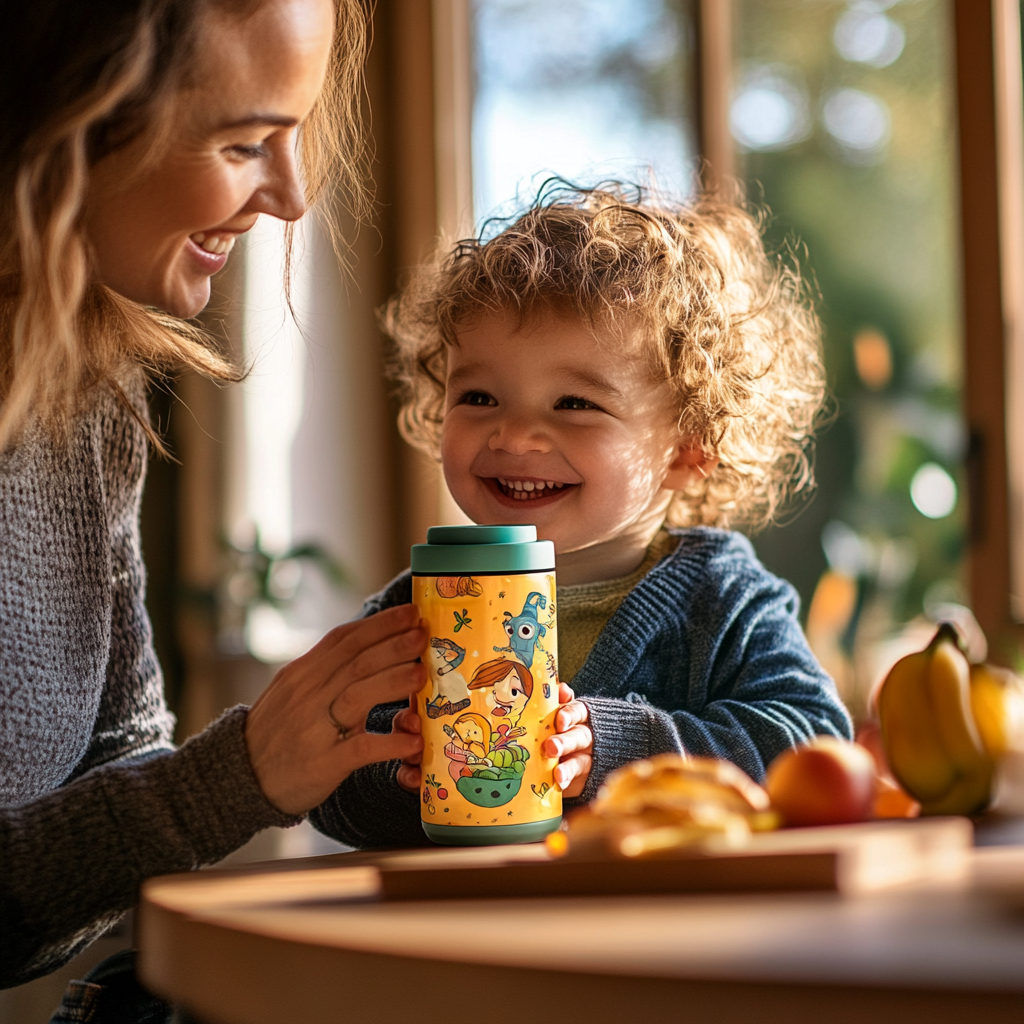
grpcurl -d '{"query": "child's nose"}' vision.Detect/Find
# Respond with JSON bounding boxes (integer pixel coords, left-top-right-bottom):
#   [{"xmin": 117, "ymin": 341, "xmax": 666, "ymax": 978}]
[{"xmin": 488, "ymin": 416, "xmax": 550, "ymax": 454}]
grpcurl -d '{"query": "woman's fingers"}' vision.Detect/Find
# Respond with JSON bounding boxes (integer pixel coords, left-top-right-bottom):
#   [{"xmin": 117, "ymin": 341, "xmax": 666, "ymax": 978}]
[
  {"xmin": 554, "ymin": 752, "xmax": 592, "ymax": 796},
  {"xmin": 542, "ymin": 722, "xmax": 592, "ymax": 760},
  {"xmin": 340, "ymin": 730, "xmax": 424, "ymax": 775},
  {"xmin": 320, "ymin": 603, "xmax": 422, "ymax": 658},
  {"xmin": 328, "ymin": 662, "xmax": 426, "ymax": 731},
  {"xmin": 333, "ymin": 621, "xmax": 428, "ymax": 689}
]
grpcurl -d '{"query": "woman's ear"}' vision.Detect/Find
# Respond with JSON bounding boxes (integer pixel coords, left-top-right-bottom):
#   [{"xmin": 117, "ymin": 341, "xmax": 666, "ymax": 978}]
[{"xmin": 661, "ymin": 439, "xmax": 718, "ymax": 490}]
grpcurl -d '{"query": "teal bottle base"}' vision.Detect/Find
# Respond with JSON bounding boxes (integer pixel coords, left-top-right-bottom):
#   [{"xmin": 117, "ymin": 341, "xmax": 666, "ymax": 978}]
[{"xmin": 423, "ymin": 816, "xmax": 562, "ymax": 846}]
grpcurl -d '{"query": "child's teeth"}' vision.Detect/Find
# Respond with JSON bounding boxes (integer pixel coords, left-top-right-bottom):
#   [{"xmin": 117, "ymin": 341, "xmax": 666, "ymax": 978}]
[
  {"xmin": 523, "ymin": 481, "xmax": 534, "ymax": 492},
  {"xmin": 547, "ymin": 481, "xmax": 555, "ymax": 488},
  {"xmin": 513, "ymin": 480, "xmax": 523, "ymax": 491}
]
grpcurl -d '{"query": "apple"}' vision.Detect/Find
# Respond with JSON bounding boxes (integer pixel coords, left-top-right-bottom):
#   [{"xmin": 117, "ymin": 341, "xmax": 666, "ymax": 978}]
[{"xmin": 765, "ymin": 737, "xmax": 877, "ymax": 827}]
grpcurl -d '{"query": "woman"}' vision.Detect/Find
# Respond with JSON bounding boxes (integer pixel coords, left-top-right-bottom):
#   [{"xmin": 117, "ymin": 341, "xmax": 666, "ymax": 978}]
[{"xmin": 0, "ymin": 0, "xmax": 425, "ymax": 998}]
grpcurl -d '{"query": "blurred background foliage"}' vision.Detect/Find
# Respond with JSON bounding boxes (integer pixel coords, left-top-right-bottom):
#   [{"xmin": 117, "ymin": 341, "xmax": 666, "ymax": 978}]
[{"xmin": 472, "ymin": 0, "xmax": 964, "ymax": 717}]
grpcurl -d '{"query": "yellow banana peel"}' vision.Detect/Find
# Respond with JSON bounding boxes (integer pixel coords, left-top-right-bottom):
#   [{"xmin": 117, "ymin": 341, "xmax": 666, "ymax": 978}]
[
  {"xmin": 970, "ymin": 663, "xmax": 1024, "ymax": 759},
  {"xmin": 878, "ymin": 623, "xmax": 995, "ymax": 816}
]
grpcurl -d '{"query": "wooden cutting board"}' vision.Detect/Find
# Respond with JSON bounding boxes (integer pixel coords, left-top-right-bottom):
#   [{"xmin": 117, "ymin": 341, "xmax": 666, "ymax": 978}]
[{"xmin": 377, "ymin": 818, "xmax": 973, "ymax": 900}]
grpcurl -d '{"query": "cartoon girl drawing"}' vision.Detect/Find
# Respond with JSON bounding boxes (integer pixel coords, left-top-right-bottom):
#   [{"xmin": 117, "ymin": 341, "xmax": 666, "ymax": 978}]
[
  {"xmin": 468, "ymin": 658, "xmax": 534, "ymax": 728},
  {"xmin": 425, "ymin": 637, "xmax": 471, "ymax": 718},
  {"xmin": 443, "ymin": 711, "xmax": 492, "ymax": 783}
]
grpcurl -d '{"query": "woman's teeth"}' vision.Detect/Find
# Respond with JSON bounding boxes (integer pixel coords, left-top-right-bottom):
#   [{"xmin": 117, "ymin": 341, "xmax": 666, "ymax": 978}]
[
  {"xmin": 496, "ymin": 478, "xmax": 568, "ymax": 501},
  {"xmin": 191, "ymin": 232, "xmax": 236, "ymax": 256}
]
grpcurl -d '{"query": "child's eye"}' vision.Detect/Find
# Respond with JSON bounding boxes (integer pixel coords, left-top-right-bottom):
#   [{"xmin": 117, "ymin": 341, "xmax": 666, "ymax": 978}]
[
  {"xmin": 459, "ymin": 391, "xmax": 497, "ymax": 407},
  {"xmin": 555, "ymin": 395, "xmax": 599, "ymax": 411}
]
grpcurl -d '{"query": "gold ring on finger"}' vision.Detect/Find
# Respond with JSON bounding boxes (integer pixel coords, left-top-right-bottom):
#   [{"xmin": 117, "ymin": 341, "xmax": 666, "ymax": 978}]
[{"xmin": 327, "ymin": 702, "xmax": 350, "ymax": 741}]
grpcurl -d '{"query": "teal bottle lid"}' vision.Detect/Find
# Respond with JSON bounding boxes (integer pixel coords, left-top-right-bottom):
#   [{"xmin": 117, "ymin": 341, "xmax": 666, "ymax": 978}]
[{"xmin": 411, "ymin": 524, "xmax": 555, "ymax": 574}]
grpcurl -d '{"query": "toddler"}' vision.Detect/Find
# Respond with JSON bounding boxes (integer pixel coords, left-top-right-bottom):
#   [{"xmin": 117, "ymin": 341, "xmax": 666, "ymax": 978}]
[{"xmin": 312, "ymin": 183, "xmax": 852, "ymax": 848}]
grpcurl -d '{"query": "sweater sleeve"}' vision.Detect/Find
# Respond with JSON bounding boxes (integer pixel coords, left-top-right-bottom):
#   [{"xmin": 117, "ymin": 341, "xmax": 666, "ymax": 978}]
[
  {"xmin": 574, "ymin": 533, "xmax": 853, "ymax": 798},
  {"xmin": 309, "ymin": 572, "xmax": 431, "ymax": 849},
  {"xmin": 0, "ymin": 707, "xmax": 300, "ymax": 988}
]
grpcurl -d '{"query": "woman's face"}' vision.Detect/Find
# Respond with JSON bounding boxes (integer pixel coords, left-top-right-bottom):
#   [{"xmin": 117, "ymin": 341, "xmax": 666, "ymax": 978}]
[{"xmin": 84, "ymin": 0, "xmax": 334, "ymax": 318}]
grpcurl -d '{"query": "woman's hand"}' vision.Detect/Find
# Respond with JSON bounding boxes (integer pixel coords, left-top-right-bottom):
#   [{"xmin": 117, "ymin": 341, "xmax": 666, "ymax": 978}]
[
  {"xmin": 542, "ymin": 683, "xmax": 593, "ymax": 797},
  {"xmin": 245, "ymin": 604, "xmax": 427, "ymax": 815}
]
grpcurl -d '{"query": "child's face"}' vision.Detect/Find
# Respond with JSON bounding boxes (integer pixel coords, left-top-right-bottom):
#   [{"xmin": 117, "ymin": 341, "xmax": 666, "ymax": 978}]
[{"xmin": 441, "ymin": 309, "xmax": 691, "ymax": 558}]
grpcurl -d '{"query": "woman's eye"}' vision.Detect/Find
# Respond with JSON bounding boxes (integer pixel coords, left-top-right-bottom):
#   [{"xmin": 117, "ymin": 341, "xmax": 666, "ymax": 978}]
[
  {"xmin": 555, "ymin": 395, "xmax": 598, "ymax": 411},
  {"xmin": 461, "ymin": 391, "xmax": 497, "ymax": 407},
  {"xmin": 228, "ymin": 143, "xmax": 268, "ymax": 160}
]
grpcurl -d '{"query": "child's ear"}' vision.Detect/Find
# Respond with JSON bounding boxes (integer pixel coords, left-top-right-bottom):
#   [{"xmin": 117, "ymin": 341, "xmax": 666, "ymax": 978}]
[{"xmin": 661, "ymin": 439, "xmax": 718, "ymax": 490}]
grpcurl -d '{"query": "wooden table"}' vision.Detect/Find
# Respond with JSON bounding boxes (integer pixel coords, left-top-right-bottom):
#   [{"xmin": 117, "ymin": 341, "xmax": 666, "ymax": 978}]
[{"xmin": 138, "ymin": 842, "xmax": 1024, "ymax": 1024}]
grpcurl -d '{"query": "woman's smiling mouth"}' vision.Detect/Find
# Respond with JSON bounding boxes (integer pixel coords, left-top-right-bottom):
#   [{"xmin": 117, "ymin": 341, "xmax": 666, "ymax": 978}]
[{"xmin": 486, "ymin": 477, "xmax": 578, "ymax": 505}]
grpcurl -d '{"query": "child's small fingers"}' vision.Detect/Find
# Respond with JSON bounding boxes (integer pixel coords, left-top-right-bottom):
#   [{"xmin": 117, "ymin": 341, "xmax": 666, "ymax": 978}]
[
  {"xmin": 544, "ymin": 722, "xmax": 593, "ymax": 759},
  {"xmin": 554, "ymin": 752, "xmax": 592, "ymax": 795},
  {"xmin": 555, "ymin": 699, "xmax": 588, "ymax": 733},
  {"xmin": 559, "ymin": 753, "xmax": 592, "ymax": 797},
  {"xmin": 396, "ymin": 763, "xmax": 422, "ymax": 792},
  {"xmin": 557, "ymin": 682, "xmax": 575, "ymax": 705},
  {"xmin": 392, "ymin": 706, "xmax": 421, "ymax": 734}
]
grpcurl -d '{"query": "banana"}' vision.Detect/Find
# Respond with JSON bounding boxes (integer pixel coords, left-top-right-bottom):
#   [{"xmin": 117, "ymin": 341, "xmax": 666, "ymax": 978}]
[
  {"xmin": 926, "ymin": 638, "xmax": 986, "ymax": 770},
  {"xmin": 970, "ymin": 663, "xmax": 1024, "ymax": 758},
  {"xmin": 877, "ymin": 623, "xmax": 998, "ymax": 816},
  {"xmin": 878, "ymin": 649, "xmax": 957, "ymax": 801}
]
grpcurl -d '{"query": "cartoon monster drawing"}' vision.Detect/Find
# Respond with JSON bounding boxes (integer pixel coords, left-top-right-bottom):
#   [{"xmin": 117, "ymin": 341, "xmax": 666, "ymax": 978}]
[
  {"xmin": 436, "ymin": 575, "xmax": 483, "ymax": 599},
  {"xmin": 493, "ymin": 592, "xmax": 548, "ymax": 668},
  {"xmin": 425, "ymin": 638, "xmax": 471, "ymax": 719},
  {"xmin": 468, "ymin": 658, "xmax": 533, "ymax": 728}
]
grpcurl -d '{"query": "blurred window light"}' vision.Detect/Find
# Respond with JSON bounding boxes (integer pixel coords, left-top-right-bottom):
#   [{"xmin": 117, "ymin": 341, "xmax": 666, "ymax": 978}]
[
  {"xmin": 834, "ymin": 5, "xmax": 906, "ymax": 67},
  {"xmin": 910, "ymin": 462, "xmax": 957, "ymax": 519},
  {"xmin": 730, "ymin": 68, "xmax": 810, "ymax": 151},
  {"xmin": 472, "ymin": 0, "xmax": 696, "ymax": 222},
  {"xmin": 822, "ymin": 88, "xmax": 891, "ymax": 156},
  {"xmin": 821, "ymin": 519, "xmax": 871, "ymax": 576},
  {"xmin": 853, "ymin": 327, "xmax": 893, "ymax": 389}
]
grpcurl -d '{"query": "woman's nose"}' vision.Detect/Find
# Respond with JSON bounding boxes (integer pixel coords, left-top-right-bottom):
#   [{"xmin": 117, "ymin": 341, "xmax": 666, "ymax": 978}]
[{"xmin": 248, "ymin": 137, "xmax": 307, "ymax": 223}]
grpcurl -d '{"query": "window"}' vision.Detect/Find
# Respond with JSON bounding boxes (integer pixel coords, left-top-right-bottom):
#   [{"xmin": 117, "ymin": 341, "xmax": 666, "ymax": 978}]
[{"xmin": 471, "ymin": 0, "xmax": 968, "ymax": 714}]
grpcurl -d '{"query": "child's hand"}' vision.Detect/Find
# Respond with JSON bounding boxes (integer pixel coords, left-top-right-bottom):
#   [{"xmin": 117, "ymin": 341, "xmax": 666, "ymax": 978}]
[
  {"xmin": 393, "ymin": 700, "xmax": 423, "ymax": 793},
  {"xmin": 542, "ymin": 682, "xmax": 593, "ymax": 797}
]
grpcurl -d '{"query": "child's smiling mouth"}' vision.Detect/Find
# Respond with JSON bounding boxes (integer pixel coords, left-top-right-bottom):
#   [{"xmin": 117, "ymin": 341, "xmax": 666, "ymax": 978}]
[{"xmin": 487, "ymin": 477, "xmax": 577, "ymax": 505}]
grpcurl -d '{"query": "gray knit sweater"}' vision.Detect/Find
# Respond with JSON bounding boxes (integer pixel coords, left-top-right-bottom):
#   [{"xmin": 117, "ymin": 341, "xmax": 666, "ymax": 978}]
[{"xmin": 0, "ymin": 378, "xmax": 297, "ymax": 989}]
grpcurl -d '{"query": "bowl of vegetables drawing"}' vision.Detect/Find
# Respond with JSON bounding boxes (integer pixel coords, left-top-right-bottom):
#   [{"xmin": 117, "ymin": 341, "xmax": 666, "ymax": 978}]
[{"xmin": 443, "ymin": 718, "xmax": 530, "ymax": 807}]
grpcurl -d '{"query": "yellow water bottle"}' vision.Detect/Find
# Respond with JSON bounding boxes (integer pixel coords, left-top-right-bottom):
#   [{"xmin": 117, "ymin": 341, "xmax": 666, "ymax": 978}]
[{"xmin": 412, "ymin": 525, "xmax": 561, "ymax": 845}]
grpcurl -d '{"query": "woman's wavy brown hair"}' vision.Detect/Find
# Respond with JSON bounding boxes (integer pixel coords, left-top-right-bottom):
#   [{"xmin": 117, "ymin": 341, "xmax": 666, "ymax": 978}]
[
  {"xmin": 384, "ymin": 181, "xmax": 828, "ymax": 531},
  {"xmin": 0, "ymin": 0, "xmax": 369, "ymax": 450}
]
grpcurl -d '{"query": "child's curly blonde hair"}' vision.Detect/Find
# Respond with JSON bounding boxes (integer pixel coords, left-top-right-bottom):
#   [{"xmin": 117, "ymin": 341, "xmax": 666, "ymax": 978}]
[{"xmin": 384, "ymin": 182, "xmax": 827, "ymax": 531}]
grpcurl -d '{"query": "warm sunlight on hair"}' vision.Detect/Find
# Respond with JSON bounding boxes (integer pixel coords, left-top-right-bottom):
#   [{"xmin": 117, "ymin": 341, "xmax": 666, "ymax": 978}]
[{"xmin": 383, "ymin": 181, "xmax": 828, "ymax": 531}]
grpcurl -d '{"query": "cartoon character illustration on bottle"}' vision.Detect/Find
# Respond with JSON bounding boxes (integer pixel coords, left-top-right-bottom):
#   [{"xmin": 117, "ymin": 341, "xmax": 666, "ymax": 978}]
[
  {"xmin": 493, "ymin": 592, "xmax": 549, "ymax": 669},
  {"xmin": 467, "ymin": 657, "xmax": 534, "ymax": 728},
  {"xmin": 443, "ymin": 711, "xmax": 530, "ymax": 807},
  {"xmin": 425, "ymin": 637, "xmax": 472, "ymax": 718}
]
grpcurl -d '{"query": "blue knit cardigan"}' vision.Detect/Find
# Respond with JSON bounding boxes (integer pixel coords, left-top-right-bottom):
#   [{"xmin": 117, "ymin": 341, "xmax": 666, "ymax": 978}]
[{"xmin": 311, "ymin": 527, "xmax": 853, "ymax": 849}]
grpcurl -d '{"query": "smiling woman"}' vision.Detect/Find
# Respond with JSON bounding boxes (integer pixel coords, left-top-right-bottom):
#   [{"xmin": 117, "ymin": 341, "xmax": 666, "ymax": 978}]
[
  {"xmin": 0, "ymin": 0, "xmax": 433, "ymax": 1013},
  {"xmin": 0, "ymin": 0, "xmax": 367, "ymax": 450}
]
